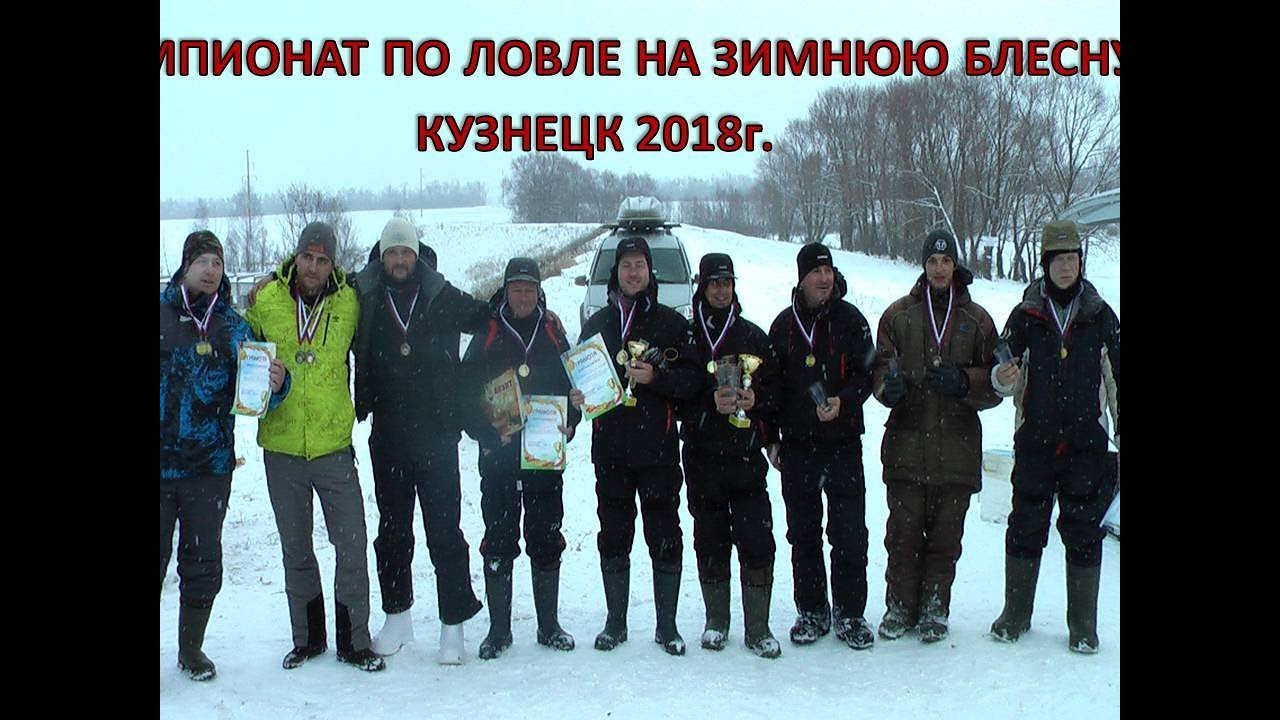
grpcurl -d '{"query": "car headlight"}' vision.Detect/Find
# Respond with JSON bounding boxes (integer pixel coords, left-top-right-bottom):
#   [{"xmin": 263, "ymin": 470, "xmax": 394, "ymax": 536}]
[{"xmin": 675, "ymin": 304, "xmax": 693, "ymax": 321}]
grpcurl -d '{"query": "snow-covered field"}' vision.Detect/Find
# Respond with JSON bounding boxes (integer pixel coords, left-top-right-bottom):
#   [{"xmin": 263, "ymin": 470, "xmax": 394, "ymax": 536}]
[
  {"xmin": 160, "ymin": 209, "xmax": 1120, "ymax": 719},
  {"xmin": 159, "ymin": 206, "xmax": 601, "ymax": 290}
]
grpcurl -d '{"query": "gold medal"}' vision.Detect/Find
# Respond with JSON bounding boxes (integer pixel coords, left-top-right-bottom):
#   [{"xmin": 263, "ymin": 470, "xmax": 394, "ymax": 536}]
[
  {"xmin": 401, "ymin": 342, "xmax": 412, "ymax": 357},
  {"xmin": 518, "ymin": 363, "xmax": 530, "ymax": 378},
  {"xmin": 933, "ymin": 356, "xmax": 941, "ymax": 367},
  {"xmin": 616, "ymin": 350, "xmax": 629, "ymax": 365},
  {"xmin": 805, "ymin": 354, "xmax": 816, "ymax": 367},
  {"xmin": 1060, "ymin": 346, "xmax": 1068, "ymax": 359},
  {"xmin": 196, "ymin": 341, "xmax": 212, "ymax": 356},
  {"xmin": 707, "ymin": 360, "xmax": 716, "ymax": 374}
]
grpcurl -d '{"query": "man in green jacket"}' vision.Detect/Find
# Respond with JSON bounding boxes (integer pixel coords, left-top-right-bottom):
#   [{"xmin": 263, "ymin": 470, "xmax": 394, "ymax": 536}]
[{"xmin": 244, "ymin": 221, "xmax": 384, "ymax": 673}]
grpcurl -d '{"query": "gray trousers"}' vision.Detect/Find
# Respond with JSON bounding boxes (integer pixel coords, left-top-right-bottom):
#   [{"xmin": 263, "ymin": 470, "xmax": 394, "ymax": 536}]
[{"xmin": 264, "ymin": 449, "xmax": 372, "ymax": 651}]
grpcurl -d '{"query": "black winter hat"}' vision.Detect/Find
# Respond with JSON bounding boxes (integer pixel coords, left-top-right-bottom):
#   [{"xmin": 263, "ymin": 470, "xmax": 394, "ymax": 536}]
[
  {"xmin": 698, "ymin": 253, "xmax": 736, "ymax": 281},
  {"xmin": 922, "ymin": 229, "xmax": 959, "ymax": 266},
  {"xmin": 296, "ymin": 221, "xmax": 337, "ymax": 261},
  {"xmin": 182, "ymin": 230, "xmax": 223, "ymax": 272},
  {"xmin": 614, "ymin": 236, "xmax": 652, "ymax": 267},
  {"xmin": 504, "ymin": 257, "xmax": 541, "ymax": 284},
  {"xmin": 796, "ymin": 243, "xmax": 834, "ymax": 282}
]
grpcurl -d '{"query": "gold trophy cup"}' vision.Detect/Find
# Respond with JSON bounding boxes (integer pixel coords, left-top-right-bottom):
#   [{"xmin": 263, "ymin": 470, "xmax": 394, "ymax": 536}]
[
  {"xmin": 729, "ymin": 354, "xmax": 762, "ymax": 428},
  {"xmin": 622, "ymin": 339, "xmax": 650, "ymax": 407}
]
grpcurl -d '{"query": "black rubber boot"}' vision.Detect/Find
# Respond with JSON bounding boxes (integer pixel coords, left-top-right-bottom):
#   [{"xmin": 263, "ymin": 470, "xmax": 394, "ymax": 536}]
[
  {"xmin": 653, "ymin": 562, "xmax": 686, "ymax": 656},
  {"xmin": 532, "ymin": 565, "xmax": 575, "ymax": 651},
  {"xmin": 834, "ymin": 616, "xmax": 875, "ymax": 650},
  {"xmin": 335, "ymin": 601, "xmax": 385, "ymax": 672},
  {"xmin": 741, "ymin": 564, "xmax": 780, "ymax": 659},
  {"xmin": 1066, "ymin": 562, "xmax": 1101, "ymax": 654},
  {"xmin": 479, "ymin": 558, "xmax": 514, "ymax": 660},
  {"xmin": 990, "ymin": 554, "xmax": 1042, "ymax": 643},
  {"xmin": 282, "ymin": 594, "xmax": 328, "ymax": 669},
  {"xmin": 177, "ymin": 599, "xmax": 217, "ymax": 681},
  {"xmin": 699, "ymin": 579, "xmax": 731, "ymax": 651},
  {"xmin": 594, "ymin": 556, "xmax": 630, "ymax": 651}
]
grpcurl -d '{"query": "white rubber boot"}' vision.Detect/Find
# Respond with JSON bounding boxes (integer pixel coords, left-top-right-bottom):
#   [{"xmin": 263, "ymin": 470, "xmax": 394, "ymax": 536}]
[
  {"xmin": 437, "ymin": 622, "xmax": 466, "ymax": 665},
  {"xmin": 371, "ymin": 609, "xmax": 414, "ymax": 657}
]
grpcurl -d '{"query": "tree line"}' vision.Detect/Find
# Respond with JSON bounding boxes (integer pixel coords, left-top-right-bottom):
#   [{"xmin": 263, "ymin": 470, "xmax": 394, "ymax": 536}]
[{"xmin": 501, "ymin": 74, "xmax": 1118, "ymax": 281}]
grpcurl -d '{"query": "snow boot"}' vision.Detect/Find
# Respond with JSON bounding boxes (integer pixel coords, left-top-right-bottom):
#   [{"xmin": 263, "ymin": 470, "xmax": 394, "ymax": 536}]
[
  {"xmin": 371, "ymin": 609, "xmax": 414, "ymax": 657},
  {"xmin": 917, "ymin": 590, "xmax": 949, "ymax": 644},
  {"xmin": 437, "ymin": 622, "xmax": 466, "ymax": 665},
  {"xmin": 479, "ymin": 558, "xmax": 514, "ymax": 660},
  {"xmin": 177, "ymin": 599, "xmax": 217, "ymax": 681},
  {"xmin": 336, "ymin": 601, "xmax": 385, "ymax": 672},
  {"xmin": 1066, "ymin": 562, "xmax": 1101, "ymax": 654},
  {"xmin": 878, "ymin": 594, "xmax": 915, "ymax": 641},
  {"xmin": 532, "ymin": 565, "xmax": 575, "ymax": 651},
  {"xmin": 594, "ymin": 556, "xmax": 630, "ymax": 651},
  {"xmin": 834, "ymin": 616, "xmax": 875, "ymax": 650},
  {"xmin": 990, "ymin": 554, "xmax": 1041, "ymax": 643},
  {"xmin": 282, "ymin": 595, "xmax": 328, "ymax": 668},
  {"xmin": 699, "ymin": 578, "xmax": 731, "ymax": 651},
  {"xmin": 741, "ymin": 565, "xmax": 780, "ymax": 659},
  {"xmin": 653, "ymin": 562, "xmax": 686, "ymax": 656},
  {"xmin": 788, "ymin": 608, "xmax": 830, "ymax": 645}
]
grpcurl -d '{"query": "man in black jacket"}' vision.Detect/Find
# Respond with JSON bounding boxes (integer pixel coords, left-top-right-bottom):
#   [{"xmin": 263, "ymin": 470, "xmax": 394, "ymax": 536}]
[
  {"xmin": 352, "ymin": 217, "xmax": 490, "ymax": 664},
  {"xmin": 571, "ymin": 236, "xmax": 700, "ymax": 655},
  {"xmin": 461, "ymin": 258, "xmax": 582, "ymax": 660},
  {"xmin": 989, "ymin": 220, "xmax": 1120, "ymax": 654},
  {"xmin": 767, "ymin": 243, "xmax": 876, "ymax": 650},
  {"xmin": 679, "ymin": 253, "xmax": 782, "ymax": 659}
]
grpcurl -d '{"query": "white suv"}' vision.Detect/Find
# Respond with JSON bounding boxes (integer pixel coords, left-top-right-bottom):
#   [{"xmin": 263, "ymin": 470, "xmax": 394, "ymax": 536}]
[{"xmin": 576, "ymin": 197, "xmax": 695, "ymax": 327}]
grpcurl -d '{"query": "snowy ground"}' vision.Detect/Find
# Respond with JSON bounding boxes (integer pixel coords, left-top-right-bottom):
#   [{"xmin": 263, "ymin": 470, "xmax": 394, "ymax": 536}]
[{"xmin": 160, "ymin": 211, "xmax": 1120, "ymax": 719}]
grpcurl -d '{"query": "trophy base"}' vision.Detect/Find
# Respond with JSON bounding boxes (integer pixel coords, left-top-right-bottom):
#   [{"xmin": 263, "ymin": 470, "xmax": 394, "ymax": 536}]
[
  {"xmin": 622, "ymin": 396, "xmax": 637, "ymax": 407},
  {"xmin": 728, "ymin": 414, "xmax": 751, "ymax": 429}
]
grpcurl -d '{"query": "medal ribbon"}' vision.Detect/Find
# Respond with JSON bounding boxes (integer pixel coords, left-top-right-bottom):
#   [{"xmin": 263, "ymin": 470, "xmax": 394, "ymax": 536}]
[
  {"xmin": 384, "ymin": 289, "xmax": 418, "ymax": 343},
  {"xmin": 295, "ymin": 292, "xmax": 327, "ymax": 347},
  {"xmin": 1047, "ymin": 295, "xmax": 1077, "ymax": 341},
  {"xmin": 697, "ymin": 301, "xmax": 736, "ymax": 361},
  {"xmin": 181, "ymin": 286, "xmax": 219, "ymax": 341},
  {"xmin": 618, "ymin": 296, "xmax": 640, "ymax": 347},
  {"xmin": 790, "ymin": 300, "xmax": 818, "ymax": 355},
  {"xmin": 926, "ymin": 284, "xmax": 955, "ymax": 355},
  {"xmin": 499, "ymin": 301, "xmax": 543, "ymax": 366}
]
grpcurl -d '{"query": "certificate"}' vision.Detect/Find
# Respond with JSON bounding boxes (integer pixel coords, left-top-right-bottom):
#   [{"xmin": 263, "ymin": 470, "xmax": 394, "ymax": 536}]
[
  {"xmin": 481, "ymin": 368, "xmax": 525, "ymax": 438},
  {"xmin": 232, "ymin": 341, "xmax": 276, "ymax": 417},
  {"xmin": 560, "ymin": 332, "xmax": 623, "ymax": 420},
  {"xmin": 520, "ymin": 395, "xmax": 568, "ymax": 471}
]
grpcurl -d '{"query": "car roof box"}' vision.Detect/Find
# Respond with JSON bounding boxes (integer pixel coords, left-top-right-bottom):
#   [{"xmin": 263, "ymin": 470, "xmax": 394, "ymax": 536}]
[{"xmin": 608, "ymin": 196, "xmax": 680, "ymax": 231}]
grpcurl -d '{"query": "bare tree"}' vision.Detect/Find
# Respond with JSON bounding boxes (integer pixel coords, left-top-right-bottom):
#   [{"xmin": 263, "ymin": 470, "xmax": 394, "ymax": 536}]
[{"xmin": 278, "ymin": 182, "xmax": 363, "ymax": 271}]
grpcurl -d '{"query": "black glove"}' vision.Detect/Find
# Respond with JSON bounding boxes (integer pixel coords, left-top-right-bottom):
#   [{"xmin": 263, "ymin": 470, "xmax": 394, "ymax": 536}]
[
  {"xmin": 882, "ymin": 371, "xmax": 906, "ymax": 407},
  {"xmin": 926, "ymin": 363, "xmax": 969, "ymax": 398}
]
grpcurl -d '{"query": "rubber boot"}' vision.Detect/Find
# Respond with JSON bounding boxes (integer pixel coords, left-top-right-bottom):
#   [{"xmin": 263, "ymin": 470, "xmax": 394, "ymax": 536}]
[
  {"xmin": 1066, "ymin": 562, "xmax": 1101, "ymax": 654},
  {"xmin": 532, "ymin": 565, "xmax": 575, "ymax": 651},
  {"xmin": 594, "ymin": 556, "xmax": 630, "ymax": 651},
  {"xmin": 479, "ymin": 558, "xmax": 514, "ymax": 660},
  {"xmin": 990, "ymin": 554, "xmax": 1042, "ymax": 643},
  {"xmin": 741, "ymin": 564, "xmax": 780, "ymax": 659},
  {"xmin": 653, "ymin": 561, "xmax": 686, "ymax": 656},
  {"xmin": 177, "ymin": 599, "xmax": 217, "ymax": 681}
]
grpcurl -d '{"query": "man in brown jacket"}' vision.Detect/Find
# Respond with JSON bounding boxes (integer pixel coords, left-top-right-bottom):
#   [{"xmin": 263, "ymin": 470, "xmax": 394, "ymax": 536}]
[{"xmin": 872, "ymin": 230, "xmax": 1002, "ymax": 643}]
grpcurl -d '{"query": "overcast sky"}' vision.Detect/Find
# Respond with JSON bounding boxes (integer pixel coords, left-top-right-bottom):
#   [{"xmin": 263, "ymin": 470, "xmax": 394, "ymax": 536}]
[{"xmin": 159, "ymin": 0, "xmax": 1120, "ymax": 203}]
